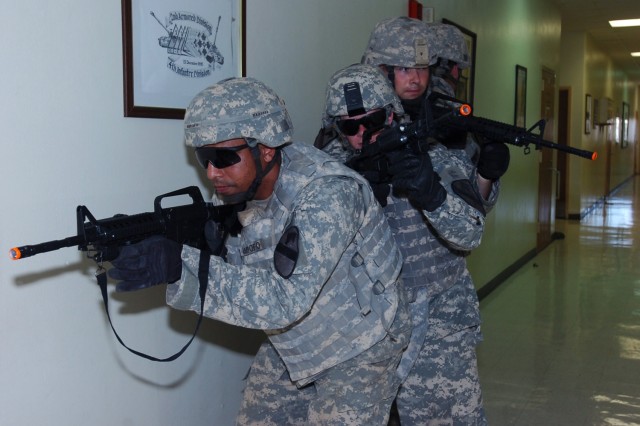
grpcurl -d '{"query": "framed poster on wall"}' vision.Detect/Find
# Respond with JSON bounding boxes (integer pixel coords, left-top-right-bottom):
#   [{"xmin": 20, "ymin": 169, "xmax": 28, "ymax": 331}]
[
  {"xmin": 514, "ymin": 65, "xmax": 527, "ymax": 128},
  {"xmin": 585, "ymin": 94, "xmax": 592, "ymax": 134},
  {"xmin": 122, "ymin": 0, "xmax": 246, "ymax": 119}
]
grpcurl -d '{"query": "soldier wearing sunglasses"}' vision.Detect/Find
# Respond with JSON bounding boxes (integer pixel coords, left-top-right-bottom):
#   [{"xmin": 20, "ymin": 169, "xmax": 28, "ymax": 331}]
[
  {"xmin": 316, "ymin": 18, "xmax": 502, "ymax": 425},
  {"xmin": 108, "ymin": 77, "xmax": 411, "ymax": 425}
]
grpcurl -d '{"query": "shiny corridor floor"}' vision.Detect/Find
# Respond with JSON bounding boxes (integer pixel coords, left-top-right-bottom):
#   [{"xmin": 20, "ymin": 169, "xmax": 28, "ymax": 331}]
[{"xmin": 477, "ymin": 176, "xmax": 640, "ymax": 425}]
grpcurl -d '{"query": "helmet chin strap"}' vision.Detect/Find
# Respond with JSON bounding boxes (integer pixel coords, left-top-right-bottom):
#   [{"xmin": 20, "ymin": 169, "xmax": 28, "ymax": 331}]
[
  {"xmin": 386, "ymin": 67, "xmax": 396, "ymax": 89},
  {"xmin": 221, "ymin": 146, "xmax": 281, "ymax": 204}
]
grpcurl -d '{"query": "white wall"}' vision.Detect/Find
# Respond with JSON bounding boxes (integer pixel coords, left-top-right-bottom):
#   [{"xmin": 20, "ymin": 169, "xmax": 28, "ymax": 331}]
[
  {"xmin": 244, "ymin": 0, "xmax": 406, "ymax": 144},
  {"xmin": 0, "ymin": 1, "xmax": 403, "ymax": 425}
]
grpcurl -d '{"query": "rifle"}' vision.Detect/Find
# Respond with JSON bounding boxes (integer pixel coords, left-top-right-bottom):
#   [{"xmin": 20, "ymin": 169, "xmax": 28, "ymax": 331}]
[
  {"xmin": 348, "ymin": 94, "xmax": 597, "ymax": 178},
  {"xmin": 10, "ymin": 186, "xmax": 242, "ymax": 362},
  {"xmin": 10, "ymin": 186, "xmax": 241, "ymax": 262}
]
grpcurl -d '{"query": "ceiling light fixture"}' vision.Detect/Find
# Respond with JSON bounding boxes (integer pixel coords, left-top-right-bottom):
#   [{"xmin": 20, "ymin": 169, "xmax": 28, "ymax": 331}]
[
  {"xmin": 632, "ymin": 52, "xmax": 640, "ymax": 57},
  {"xmin": 609, "ymin": 19, "xmax": 640, "ymax": 27}
]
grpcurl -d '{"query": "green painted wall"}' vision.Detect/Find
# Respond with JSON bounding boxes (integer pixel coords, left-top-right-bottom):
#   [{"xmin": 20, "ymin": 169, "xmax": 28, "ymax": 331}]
[
  {"xmin": 559, "ymin": 32, "xmax": 638, "ymax": 216},
  {"xmin": 427, "ymin": 0, "xmax": 561, "ymax": 287},
  {"xmin": 428, "ymin": 0, "xmax": 637, "ymax": 289}
]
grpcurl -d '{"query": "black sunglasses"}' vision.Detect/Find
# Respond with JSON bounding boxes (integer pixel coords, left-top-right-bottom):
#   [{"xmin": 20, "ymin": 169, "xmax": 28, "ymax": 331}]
[
  {"xmin": 194, "ymin": 144, "xmax": 249, "ymax": 169},
  {"xmin": 336, "ymin": 109, "xmax": 387, "ymax": 136}
]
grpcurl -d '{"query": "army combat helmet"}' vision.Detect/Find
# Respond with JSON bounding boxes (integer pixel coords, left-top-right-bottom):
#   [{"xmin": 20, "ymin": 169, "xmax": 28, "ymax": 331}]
[
  {"xmin": 184, "ymin": 77, "xmax": 293, "ymax": 149},
  {"xmin": 361, "ymin": 17, "xmax": 437, "ymax": 69},
  {"xmin": 184, "ymin": 77, "xmax": 293, "ymax": 202},
  {"xmin": 323, "ymin": 63, "xmax": 404, "ymax": 124},
  {"xmin": 427, "ymin": 23, "xmax": 471, "ymax": 79}
]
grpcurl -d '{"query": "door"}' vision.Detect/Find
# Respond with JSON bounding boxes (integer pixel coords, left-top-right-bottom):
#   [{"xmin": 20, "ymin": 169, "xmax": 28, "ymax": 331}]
[
  {"xmin": 537, "ymin": 67, "xmax": 556, "ymax": 251},
  {"xmin": 556, "ymin": 88, "xmax": 570, "ymax": 219}
]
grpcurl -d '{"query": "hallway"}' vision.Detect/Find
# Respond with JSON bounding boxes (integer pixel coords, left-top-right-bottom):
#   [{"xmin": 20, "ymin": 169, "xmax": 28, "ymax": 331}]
[{"xmin": 478, "ymin": 176, "xmax": 640, "ymax": 425}]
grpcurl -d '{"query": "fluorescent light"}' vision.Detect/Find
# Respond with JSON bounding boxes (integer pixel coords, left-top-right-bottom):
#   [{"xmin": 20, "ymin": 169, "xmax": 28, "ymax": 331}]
[
  {"xmin": 632, "ymin": 52, "xmax": 640, "ymax": 57},
  {"xmin": 609, "ymin": 19, "xmax": 640, "ymax": 27}
]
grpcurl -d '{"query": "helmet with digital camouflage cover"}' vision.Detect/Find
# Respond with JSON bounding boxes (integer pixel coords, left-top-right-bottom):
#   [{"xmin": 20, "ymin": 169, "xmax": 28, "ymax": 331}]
[
  {"xmin": 427, "ymin": 23, "xmax": 471, "ymax": 70},
  {"xmin": 323, "ymin": 63, "xmax": 404, "ymax": 124},
  {"xmin": 361, "ymin": 17, "xmax": 436, "ymax": 68},
  {"xmin": 183, "ymin": 77, "xmax": 293, "ymax": 148}
]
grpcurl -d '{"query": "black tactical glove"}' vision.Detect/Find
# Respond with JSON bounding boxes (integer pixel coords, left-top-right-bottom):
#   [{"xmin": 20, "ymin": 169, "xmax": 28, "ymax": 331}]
[
  {"xmin": 359, "ymin": 170, "xmax": 391, "ymax": 207},
  {"xmin": 387, "ymin": 149, "xmax": 446, "ymax": 212},
  {"xmin": 204, "ymin": 220, "xmax": 227, "ymax": 257},
  {"xmin": 477, "ymin": 141, "xmax": 510, "ymax": 180},
  {"xmin": 108, "ymin": 236, "xmax": 183, "ymax": 292}
]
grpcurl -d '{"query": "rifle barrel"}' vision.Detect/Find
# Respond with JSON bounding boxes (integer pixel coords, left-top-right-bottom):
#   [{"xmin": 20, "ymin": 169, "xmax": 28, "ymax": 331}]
[
  {"xmin": 10, "ymin": 235, "xmax": 82, "ymax": 260},
  {"xmin": 432, "ymin": 97, "xmax": 598, "ymax": 161},
  {"xmin": 460, "ymin": 115, "xmax": 597, "ymax": 161}
]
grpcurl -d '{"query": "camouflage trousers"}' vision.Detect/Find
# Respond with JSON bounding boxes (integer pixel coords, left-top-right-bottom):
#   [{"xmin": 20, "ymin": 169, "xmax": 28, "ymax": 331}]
[
  {"xmin": 395, "ymin": 287, "xmax": 487, "ymax": 426},
  {"xmin": 236, "ymin": 320, "xmax": 409, "ymax": 425}
]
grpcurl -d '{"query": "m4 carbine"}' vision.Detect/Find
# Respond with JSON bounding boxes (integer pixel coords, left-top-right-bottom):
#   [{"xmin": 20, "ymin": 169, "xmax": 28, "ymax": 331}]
[
  {"xmin": 348, "ymin": 94, "xmax": 596, "ymax": 178},
  {"xmin": 10, "ymin": 186, "xmax": 242, "ymax": 362},
  {"xmin": 10, "ymin": 186, "xmax": 241, "ymax": 262}
]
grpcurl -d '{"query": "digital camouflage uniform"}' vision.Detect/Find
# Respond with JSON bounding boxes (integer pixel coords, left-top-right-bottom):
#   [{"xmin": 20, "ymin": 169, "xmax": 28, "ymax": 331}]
[
  {"xmin": 166, "ymin": 77, "xmax": 410, "ymax": 425},
  {"xmin": 399, "ymin": 24, "xmax": 505, "ymax": 425},
  {"xmin": 321, "ymin": 137, "xmax": 496, "ymax": 425},
  {"xmin": 338, "ymin": 20, "xmax": 501, "ymax": 424}
]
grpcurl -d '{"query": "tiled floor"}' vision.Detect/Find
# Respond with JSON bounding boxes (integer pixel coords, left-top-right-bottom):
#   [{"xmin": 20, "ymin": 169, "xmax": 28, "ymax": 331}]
[{"xmin": 477, "ymin": 176, "xmax": 640, "ymax": 425}]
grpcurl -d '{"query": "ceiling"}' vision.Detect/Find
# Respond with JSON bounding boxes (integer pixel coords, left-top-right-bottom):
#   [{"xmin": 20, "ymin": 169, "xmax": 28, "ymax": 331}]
[{"xmin": 550, "ymin": 0, "xmax": 640, "ymax": 86}]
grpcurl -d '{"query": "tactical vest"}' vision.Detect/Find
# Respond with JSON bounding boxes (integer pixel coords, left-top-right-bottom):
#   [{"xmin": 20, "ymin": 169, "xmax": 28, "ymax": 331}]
[
  {"xmin": 383, "ymin": 195, "xmax": 464, "ymax": 295},
  {"xmin": 225, "ymin": 143, "xmax": 403, "ymax": 383},
  {"xmin": 383, "ymin": 144, "xmax": 477, "ymax": 299}
]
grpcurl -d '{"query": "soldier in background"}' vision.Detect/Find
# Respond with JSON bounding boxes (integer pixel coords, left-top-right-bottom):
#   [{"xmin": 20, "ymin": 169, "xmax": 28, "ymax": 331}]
[
  {"xmin": 427, "ymin": 23, "xmax": 473, "ymax": 103},
  {"xmin": 427, "ymin": 22, "xmax": 511, "ymax": 188},
  {"xmin": 109, "ymin": 77, "xmax": 410, "ymax": 425}
]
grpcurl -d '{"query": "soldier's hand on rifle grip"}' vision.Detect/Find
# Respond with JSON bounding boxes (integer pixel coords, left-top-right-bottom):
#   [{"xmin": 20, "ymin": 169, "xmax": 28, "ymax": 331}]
[
  {"xmin": 387, "ymin": 149, "xmax": 446, "ymax": 212},
  {"xmin": 360, "ymin": 170, "xmax": 391, "ymax": 207},
  {"xmin": 477, "ymin": 141, "xmax": 510, "ymax": 180},
  {"xmin": 108, "ymin": 236, "xmax": 183, "ymax": 292},
  {"xmin": 204, "ymin": 220, "xmax": 228, "ymax": 257}
]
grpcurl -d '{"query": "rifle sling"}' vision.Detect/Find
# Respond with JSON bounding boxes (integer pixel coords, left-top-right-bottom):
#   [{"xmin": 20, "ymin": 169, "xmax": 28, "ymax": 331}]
[{"xmin": 95, "ymin": 251, "xmax": 211, "ymax": 362}]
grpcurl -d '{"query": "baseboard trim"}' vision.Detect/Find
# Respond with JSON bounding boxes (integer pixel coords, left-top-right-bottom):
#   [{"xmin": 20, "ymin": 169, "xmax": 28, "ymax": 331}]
[
  {"xmin": 567, "ymin": 196, "xmax": 605, "ymax": 221},
  {"xmin": 478, "ymin": 174, "xmax": 638, "ymax": 300},
  {"xmin": 566, "ymin": 174, "xmax": 636, "ymax": 220},
  {"xmin": 477, "ymin": 248, "xmax": 538, "ymax": 301}
]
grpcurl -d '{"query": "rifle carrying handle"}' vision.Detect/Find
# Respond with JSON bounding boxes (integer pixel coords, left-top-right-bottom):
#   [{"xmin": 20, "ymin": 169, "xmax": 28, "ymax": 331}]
[{"xmin": 153, "ymin": 186, "xmax": 204, "ymax": 214}]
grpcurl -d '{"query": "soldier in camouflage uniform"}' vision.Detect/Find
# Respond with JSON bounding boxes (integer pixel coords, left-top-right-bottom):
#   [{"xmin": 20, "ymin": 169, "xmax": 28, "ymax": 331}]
[
  {"xmin": 344, "ymin": 17, "xmax": 506, "ymax": 424},
  {"xmin": 319, "ymin": 60, "xmax": 490, "ymax": 425},
  {"xmin": 426, "ymin": 22, "xmax": 511, "ymax": 188},
  {"xmin": 426, "ymin": 23, "xmax": 473, "ymax": 104},
  {"xmin": 109, "ymin": 77, "xmax": 411, "ymax": 425}
]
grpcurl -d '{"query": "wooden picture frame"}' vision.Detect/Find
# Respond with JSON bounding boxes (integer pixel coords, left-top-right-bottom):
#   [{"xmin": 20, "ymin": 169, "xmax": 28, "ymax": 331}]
[
  {"xmin": 585, "ymin": 94, "xmax": 592, "ymax": 134},
  {"xmin": 514, "ymin": 65, "xmax": 527, "ymax": 128},
  {"xmin": 442, "ymin": 19, "xmax": 477, "ymax": 105},
  {"xmin": 122, "ymin": 0, "xmax": 246, "ymax": 119}
]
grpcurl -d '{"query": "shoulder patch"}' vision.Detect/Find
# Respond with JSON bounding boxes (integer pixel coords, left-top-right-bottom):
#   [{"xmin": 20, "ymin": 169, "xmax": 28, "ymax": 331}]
[{"xmin": 274, "ymin": 225, "xmax": 299, "ymax": 278}]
